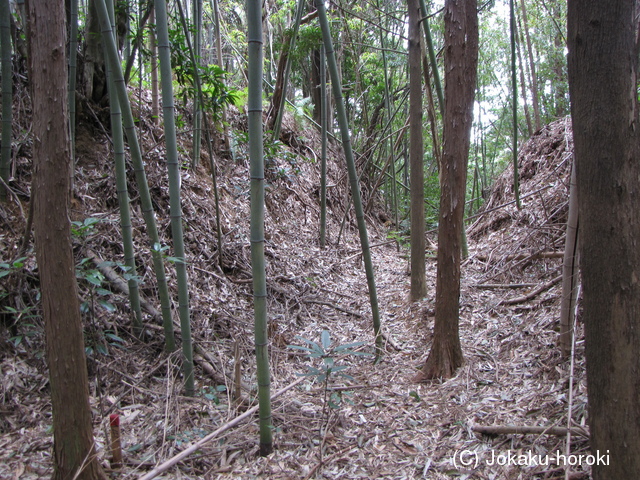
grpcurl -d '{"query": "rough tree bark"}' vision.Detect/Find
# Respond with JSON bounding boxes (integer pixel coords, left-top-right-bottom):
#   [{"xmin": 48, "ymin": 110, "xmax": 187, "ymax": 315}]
[
  {"xmin": 26, "ymin": 0, "xmax": 107, "ymax": 478},
  {"xmin": 414, "ymin": 0, "xmax": 478, "ymax": 381},
  {"xmin": 408, "ymin": 0, "xmax": 426, "ymax": 301},
  {"xmin": 567, "ymin": 1, "xmax": 640, "ymax": 478}
]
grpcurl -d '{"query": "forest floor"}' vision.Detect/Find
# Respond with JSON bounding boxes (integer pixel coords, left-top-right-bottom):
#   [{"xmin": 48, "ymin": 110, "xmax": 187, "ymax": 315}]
[{"xmin": 0, "ymin": 94, "xmax": 589, "ymax": 480}]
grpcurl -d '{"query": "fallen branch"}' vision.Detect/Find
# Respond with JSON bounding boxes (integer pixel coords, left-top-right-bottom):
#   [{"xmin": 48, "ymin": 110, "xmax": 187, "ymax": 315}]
[
  {"xmin": 499, "ymin": 274, "xmax": 562, "ymax": 305},
  {"xmin": 475, "ymin": 283, "xmax": 538, "ymax": 289},
  {"xmin": 301, "ymin": 297, "xmax": 362, "ymax": 317},
  {"xmin": 476, "ymin": 251, "xmax": 564, "ymax": 262},
  {"xmin": 472, "ymin": 424, "xmax": 589, "ymax": 438},
  {"xmin": 138, "ymin": 376, "xmax": 306, "ymax": 480},
  {"xmin": 87, "ymin": 250, "xmax": 166, "ymax": 326},
  {"xmin": 465, "ymin": 185, "xmax": 553, "ymax": 224}
]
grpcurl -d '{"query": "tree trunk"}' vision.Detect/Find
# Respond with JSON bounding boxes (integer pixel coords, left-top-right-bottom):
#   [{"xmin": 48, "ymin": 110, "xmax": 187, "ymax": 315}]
[
  {"xmin": 0, "ymin": 0, "xmax": 11, "ymax": 201},
  {"xmin": 408, "ymin": 0, "xmax": 426, "ymax": 301},
  {"xmin": 310, "ymin": 47, "xmax": 322, "ymax": 125},
  {"xmin": 552, "ymin": 2, "xmax": 567, "ymax": 117},
  {"xmin": 520, "ymin": 0, "xmax": 541, "ymax": 131},
  {"xmin": 149, "ymin": 6, "xmax": 159, "ymax": 124},
  {"xmin": 414, "ymin": 0, "xmax": 478, "ymax": 381},
  {"xmin": 83, "ymin": 0, "xmax": 107, "ymax": 103},
  {"xmin": 516, "ymin": 14, "xmax": 533, "ymax": 137},
  {"xmin": 26, "ymin": 0, "xmax": 106, "ymax": 478},
  {"xmin": 559, "ymin": 157, "xmax": 578, "ymax": 356},
  {"xmin": 567, "ymin": 1, "xmax": 640, "ymax": 478}
]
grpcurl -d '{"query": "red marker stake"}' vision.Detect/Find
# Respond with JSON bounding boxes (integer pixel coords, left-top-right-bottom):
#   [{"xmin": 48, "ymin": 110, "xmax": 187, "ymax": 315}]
[{"xmin": 109, "ymin": 413, "xmax": 123, "ymax": 468}]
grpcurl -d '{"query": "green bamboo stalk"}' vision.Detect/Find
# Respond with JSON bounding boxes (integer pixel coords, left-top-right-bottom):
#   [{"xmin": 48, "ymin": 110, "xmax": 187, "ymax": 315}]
[
  {"xmin": 105, "ymin": 0, "xmax": 143, "ymax": 333},
  {"xmin": 270, "ymin": 0, "xmax": 305, "ymax": 142},
  {"xmin": 510, "ymin": 0, "xmax": 521, "ymax": 209},
  {"xmin": 155, "ymin": 0, "xmax": 195, "ymax": 396},
  {"xmin": 0, "ymin": 0, "xmax": 11, "ymax": 201},
  {"xmin": 192, "ymin": 0, "xmax": 203, "ymax": 168},
  {"xmin": 247, "ymin": 0, "xmax": 273, "ymax": 456},
  {"xmin": 319, "ymin": 44, "xmax": 327, "ymax": 248},
  {"xmin": 210, "ymin": 0, "xmax": 231, "ymax": 153},
  {"xmin": 377, "ymin": 1, "xmax": 398, "ymax": 228},
  {"xmin": 95, "ymin": 0, "xmax": 176, "ymax": 352},
  {"xmin": 315, "ymin": 0, "xmax": 382, "ymax": 357}
]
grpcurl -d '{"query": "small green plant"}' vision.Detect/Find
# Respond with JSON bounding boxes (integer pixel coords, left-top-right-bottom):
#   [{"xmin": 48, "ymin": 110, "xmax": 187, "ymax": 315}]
[
  {"xmin": 263, "ymin": 138, "xmax": 301, "ymax": 180},
  {"xmin": 289, "ymin": 330, "xmax": 371, "ymax": 450},
  {"xmin": 85, "ymin": 330, "xmax": 125, "ymax": 356},
  {"xmin": 386, "ymin": 229, "xmax": 410, "ymax": 249},
  {"xmin": 152, "ymin": 242, "xmax": 186, "ymax": 265},
  {"xmin": 70, "ymin": 217, "xmax": 101, "ymax": 238},
  {"xmin": 8, "ymin": 321, "xmax": 38, "ymax": 347},
  {"xmin": 0, "ymin": 257, "xmax": 27, "ymax": 278},
  {"xmin": 1, "ymin": 256, "xmax": 39, "ymax": 346},
  {"xmin": 201, "ymin": 385, "xmax": 227, "ymax": 404},
  {"xmin": 169, "ymin": 427, "xmax": 209, "ymax": 447}
]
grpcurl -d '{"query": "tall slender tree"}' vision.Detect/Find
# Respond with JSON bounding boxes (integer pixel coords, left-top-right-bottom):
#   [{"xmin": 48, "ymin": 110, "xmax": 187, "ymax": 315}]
[
  {"xmin": 567, "ymin": 1, "xmax": 640, "ymax": 477},
  {"xmin": 26, "ymin": 0, "xmax": 106, "ymax": 477},
  {"xmin": 0, "ymin": 0, "xmax": 11, "ymax": 201},
  {"xmin": 315, "ymin": 0, "xmax": 383, "ymax": 356},
  {"xmin": 414, "ymin": 0, "xmax": 478, "ymax": 381},
  {"xmin": 155, "ymin": 0, "xmax": 195, "ymax": 396},
  {"xmin": 95, "ymin": 0, "xmax": 176, "ymax": 351},
  {"xmin": 192, "ymin": 0, "xmax": 203, "ymax": 167},
  {"xmin": 319, "ymin": 44, "xmax": 328, "ymax": 248},
  {"xmin": 408, "ymin": 0, "xmax": 427, "ymax": 301},
  {"xmin": 520, "ymin": 0, "xmax": 541, "ymax": 131},
  {"xmin": 68, "ymin": 0, "xmax": 79, "ymax": 183},
  {"xmin": 247, "ymin": 0, "xmax": 273, "ymax": 456},
  {"xmin": 105, "ymin": 0, "xmax": 144, "ymax": 333},
  {"xmin": 149, "ymin": 6, "xmax": 160, "ymax": 124},
  {"xmin": 510, "ymin": 0, "xmax": 521, "ymax": 210}
]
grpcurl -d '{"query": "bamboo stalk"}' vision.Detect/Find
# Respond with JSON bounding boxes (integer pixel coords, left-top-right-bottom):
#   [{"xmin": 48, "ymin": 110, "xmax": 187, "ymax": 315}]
[
  {"xmin": 247, "ymin": 0, "xmax": 273, "ymax": 456},
  {"xmin": 315, "ymin": 0, "xmax": 382, "ymax": 357},
  {"xmin": 94, "ymin": 0, "xmax": 176, "ymax": 351},
  {"xmin": 154, "ymin": 0, "xmax": 195, "ymax": 395},
  {"xmin": 104, "ymin": 0, "xmax": 143, "ymax": 333}
]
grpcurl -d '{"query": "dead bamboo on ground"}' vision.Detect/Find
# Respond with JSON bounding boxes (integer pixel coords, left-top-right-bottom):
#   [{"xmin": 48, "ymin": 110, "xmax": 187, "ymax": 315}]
[
  {"xmin": 472, "ymin": 424, "xmax": 589, "ymax": 438},
  {"xmin": 498, "ymin": 274, "xmax": 562, "ymax": 305},
  {"xmin": 465, "ymin": 185, "xmax": 552, "ymax": 225},
  {"xmin": 475, "ymin": 251, "xmax": 564, "ymax": 262},
  {"xmin": 138, "ymin": 376, "xmax": 306, "ymax": 480},
  {"xmin": 475, "ymin": 282, "xmax": 537, "ymax": 289}
]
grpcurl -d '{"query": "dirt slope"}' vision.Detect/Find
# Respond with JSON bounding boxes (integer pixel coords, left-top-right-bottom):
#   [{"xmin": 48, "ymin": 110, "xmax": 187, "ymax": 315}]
[{"xmin": 0, "ymin": 111, "xmax": 589, "ymax": 479}]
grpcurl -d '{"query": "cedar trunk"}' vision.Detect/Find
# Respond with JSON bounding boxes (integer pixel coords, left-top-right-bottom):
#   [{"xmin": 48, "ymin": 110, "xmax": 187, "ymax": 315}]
[
  {"xmin": 415, "ymin": 0, "xmax": 478, "ymax": 381},
  {"xmin": 26, "ymin": 0, "xmax": 106, "ymax": 478},
  {"xmin": 567, "ymin": 1, "xmax": 640, "ymax": 478},
  {"xmin": 408, "ymin": 0, "xmax": 427, "ymax": 301}
]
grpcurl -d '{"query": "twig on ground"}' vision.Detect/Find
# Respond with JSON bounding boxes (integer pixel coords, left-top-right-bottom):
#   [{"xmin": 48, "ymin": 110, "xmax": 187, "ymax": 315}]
[
  {"xmin": 303, "ymin": 445, "xmax": 357, "ymax": 480},
  {"xmin": 498, "ymin": 274, "xmax": 562, "ymax": 305},
  {"xmin": 301, "ymin": 297, "xmax": 361, "ymax": 317}
]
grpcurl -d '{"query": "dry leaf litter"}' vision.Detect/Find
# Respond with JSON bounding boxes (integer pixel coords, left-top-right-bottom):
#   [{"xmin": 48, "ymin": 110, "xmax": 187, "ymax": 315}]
[{"xmin": 0, "ymin": 94, "xmax": 589, "ymax": 480}]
